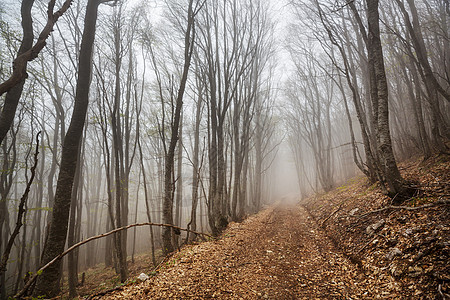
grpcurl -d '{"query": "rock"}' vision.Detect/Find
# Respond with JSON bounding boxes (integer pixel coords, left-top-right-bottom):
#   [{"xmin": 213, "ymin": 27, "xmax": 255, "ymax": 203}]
[
  {"xmin": 403, "ymin": 228, "xmax": 413, "ymax": 237},
  {"xmin": 366, "ymin": 219, "xmax": 385, "ymax": 236},
  {"xmin": 137, "ymin": 273, "xmax": 149, "ymax": 282},
  {"xmin": 385, "ymin": 248, "xmax": 402, "ymax": 260},
  {"xmin": 349, "ymin": 208, "xmax": 359, "ymax": 216}
]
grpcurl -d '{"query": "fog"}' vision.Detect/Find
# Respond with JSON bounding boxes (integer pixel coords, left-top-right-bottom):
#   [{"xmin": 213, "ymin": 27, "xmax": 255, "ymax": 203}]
[{"xmin": 0, "ymin": 0, "xmax": 447, "ymax": 297}]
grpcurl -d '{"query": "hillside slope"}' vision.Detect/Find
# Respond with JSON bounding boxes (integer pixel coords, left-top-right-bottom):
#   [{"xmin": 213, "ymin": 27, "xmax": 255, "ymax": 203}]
[
  {"xmin": 303, "ymin": 155, "xmax": 449, "ymax": 299},
  {"xmin": 87, "ymin": 155, "xmax": 449, "ymax": 299}
]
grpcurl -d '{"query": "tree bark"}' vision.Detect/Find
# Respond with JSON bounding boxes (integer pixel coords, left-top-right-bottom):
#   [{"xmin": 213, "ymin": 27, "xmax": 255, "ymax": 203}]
[
  {"xmin": 33, "ymin": 0, "xmax": 101, "ymax": 297},
  {"xmin": 162, "ymin": 0, "xmax": 195, "ymax": 254},
  {"xmin": 67, "ymin": 142, "xmax": 82, "ymax": 298},
  {"xmin": 367, "ymin": 0, "xmax": 404, "ymax": 196}
]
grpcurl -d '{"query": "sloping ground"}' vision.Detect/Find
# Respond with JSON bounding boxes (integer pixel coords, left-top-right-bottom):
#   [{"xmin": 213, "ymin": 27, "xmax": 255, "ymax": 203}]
[
  {"xmin": 88, "ymin": 155, "xmax": 449, "ymax": 299},
  {"xmin": 303, "ymin": 154, "xmax": 449, "ymax": 299},
  {"xmin": 59, "ymin": 251, "xmax": 163, "ymax": 298}
]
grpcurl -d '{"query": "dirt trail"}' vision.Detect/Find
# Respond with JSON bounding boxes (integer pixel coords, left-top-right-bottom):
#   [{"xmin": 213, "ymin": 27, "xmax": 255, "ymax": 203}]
[{"xmin": 97, "ymin": 202, "xmax": 384, "ymax": 299}]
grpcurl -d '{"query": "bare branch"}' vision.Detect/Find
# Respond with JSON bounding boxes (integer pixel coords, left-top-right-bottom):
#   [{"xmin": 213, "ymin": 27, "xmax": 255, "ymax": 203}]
[
  {"xmin": 0, "ymin": 0, "xmax": 73, "ymax": 96},
  {"xmin": 15, "ymin": 222, "xmax": 211, "ymax": 298}
]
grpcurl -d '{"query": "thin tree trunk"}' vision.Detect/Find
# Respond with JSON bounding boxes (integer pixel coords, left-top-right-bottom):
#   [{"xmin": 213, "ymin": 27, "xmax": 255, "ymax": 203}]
[
  {"xmin": 163, "ymin": 0, "xmax": 196, "ymax": 254},
  {"xmin": 186, "ymin": 88, "xmax": 202, "ymax": 243},
  {"xmin": 174, "ymin": 112, "xmax": 184, "ymax": 247},
  {"xmin": 67, "ymin": 142, "xmax": 82, "ymax": 298}
]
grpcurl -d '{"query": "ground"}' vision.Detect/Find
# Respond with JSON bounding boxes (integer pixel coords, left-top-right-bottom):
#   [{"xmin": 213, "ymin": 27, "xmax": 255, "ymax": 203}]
[
  {"xmin": 302, "ymin": 155, "xmax": 449, "ymax": 299},
  {"xmin": 91, "ymin": 200, "xmax": 383, "ymax": 299},
  {"xmin": 70, "ymin": 155, "xmax": 449, "ymax": 299}
]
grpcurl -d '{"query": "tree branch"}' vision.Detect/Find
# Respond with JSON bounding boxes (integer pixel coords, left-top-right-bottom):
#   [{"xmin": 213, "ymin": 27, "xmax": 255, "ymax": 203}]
[
  {"xmin": 0, "ymin": 0, "xmax": 73, "ymax": 97},
  {"xmin": 15, "ymin": 222, "xmax": 211, "ymax": 298}
]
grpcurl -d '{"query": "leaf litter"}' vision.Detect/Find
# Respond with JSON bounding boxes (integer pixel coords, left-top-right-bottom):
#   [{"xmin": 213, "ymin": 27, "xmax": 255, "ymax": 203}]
[{"xmin": 89, "ymin": 155, "xmax": 449, "ymax": 299}]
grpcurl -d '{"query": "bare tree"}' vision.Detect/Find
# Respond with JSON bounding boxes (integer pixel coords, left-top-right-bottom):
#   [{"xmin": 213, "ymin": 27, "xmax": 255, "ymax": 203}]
[
  {"xmin": 0, "ymin": 0, "xmax": 73, "ymax": 144},
  {"xmin": 157, "ymin": 0, "xmax": 199, "ymax": 254}
]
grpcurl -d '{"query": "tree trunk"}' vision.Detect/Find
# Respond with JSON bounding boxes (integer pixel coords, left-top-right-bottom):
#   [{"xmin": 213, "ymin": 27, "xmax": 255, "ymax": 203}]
[
  {"xmin": 367, "ymin": 0, "xmax": 404, "ymax": 196},
  {"xmin": 33, "ymin": 0, "xmax": 101, "ymax": 296},
  {"xmin": 67, "ymin": 143, "xmax": 82, "ymax": 298},
  {"xmin": 187, "ymin": 89, "xmax": 202, "ymax": 243},
  {"xmin": 175, "ymin": 113, "xmax": 184, "ymax": 247},
  {"xmin": 163, "ymin": 0, "xmax": 195, "ymax": 254},
  {"xmin": 111, "ymin": 9, "xmax": 127, "ymax": 281}
]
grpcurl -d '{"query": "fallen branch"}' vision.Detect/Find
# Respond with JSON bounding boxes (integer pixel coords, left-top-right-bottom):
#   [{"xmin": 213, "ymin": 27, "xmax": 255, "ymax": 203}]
[
  {"xmin": 356, "ymin": 236, "xmax": 377, "ymax": 254},
  {"xmin": 15, "ymin": 223, "xmax": 211, "ymax": 298},
  {"xmin": 85, "ymin": 285, "xmax": 125, "ymax": 300},
  {"xmin": 354, "ymin": 199, "xmax": 450, "ymax": 219},
  {"xmin": 320, "ymin": 201, "xmax": 346, "ymax": 227}
]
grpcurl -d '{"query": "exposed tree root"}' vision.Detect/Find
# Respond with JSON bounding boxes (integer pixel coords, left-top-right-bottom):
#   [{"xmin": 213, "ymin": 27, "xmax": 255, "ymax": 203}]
[{"xmin": 353, "ymin": 199, "xmax": 450, "ymax": 219}]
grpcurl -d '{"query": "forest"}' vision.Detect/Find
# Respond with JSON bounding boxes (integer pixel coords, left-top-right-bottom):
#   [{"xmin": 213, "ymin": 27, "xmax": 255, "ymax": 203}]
[{"xmin": 0, "ymin": 0, "xmax": 448, "ymax": 299}]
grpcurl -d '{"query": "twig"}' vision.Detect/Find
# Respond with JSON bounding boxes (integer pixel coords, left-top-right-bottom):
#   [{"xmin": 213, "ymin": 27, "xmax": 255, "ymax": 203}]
[
  {"xmin": 0, "ymin": 132, "xmax": 40, "ymax": 277},
  {"xmin": 320, "ymin": 201, "xmax": 346, "ymax": 227},
  {"xmin": 330, "ymin": 0, "xmax": 355, "ymax": 13},
  {"xmin": 15, "ymin": 223, "xmax": 212, "ymax": 298},
  {"xmin": 376, "ymin": 233, "xmax": 389, "ymax": 243},
  {"xmin": 356, "ymin": 237, "xmax": 376, "ymax": 254},
  {"xmin": 389, "ymin": 193, "xmax": 399, "ymax": 206},
  {"xmin": 85, "ymin": 285, "xmax": 125, "ymax": 300}
]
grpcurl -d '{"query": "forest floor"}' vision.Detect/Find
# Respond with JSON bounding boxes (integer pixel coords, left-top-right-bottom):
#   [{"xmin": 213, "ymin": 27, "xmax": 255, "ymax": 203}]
[
  {"xmin": 89, "ymin": 200, "xmax": 376, "ymax": 299},
  {"xmin": 71, "ymin": 154, "xmax": 448, "ymax": 299}
]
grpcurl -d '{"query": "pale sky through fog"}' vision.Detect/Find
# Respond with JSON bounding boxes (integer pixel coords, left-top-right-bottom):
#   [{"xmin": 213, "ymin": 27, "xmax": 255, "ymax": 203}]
[{"xmin": 0, "ymin": 0, "xmax": 302, "ymax": 199}]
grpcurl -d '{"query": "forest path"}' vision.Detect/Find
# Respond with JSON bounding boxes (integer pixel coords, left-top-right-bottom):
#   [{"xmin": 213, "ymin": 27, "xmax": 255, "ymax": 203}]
[{"xmin": 98, "ymin": 202, "xmax": 373, "ymax": 299}]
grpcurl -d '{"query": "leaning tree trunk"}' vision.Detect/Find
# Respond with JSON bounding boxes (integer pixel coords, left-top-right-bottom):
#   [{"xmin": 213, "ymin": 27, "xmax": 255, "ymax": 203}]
[{"xmin": 33, "ymin": 0, "xmax": 101, "ymax": 297}]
